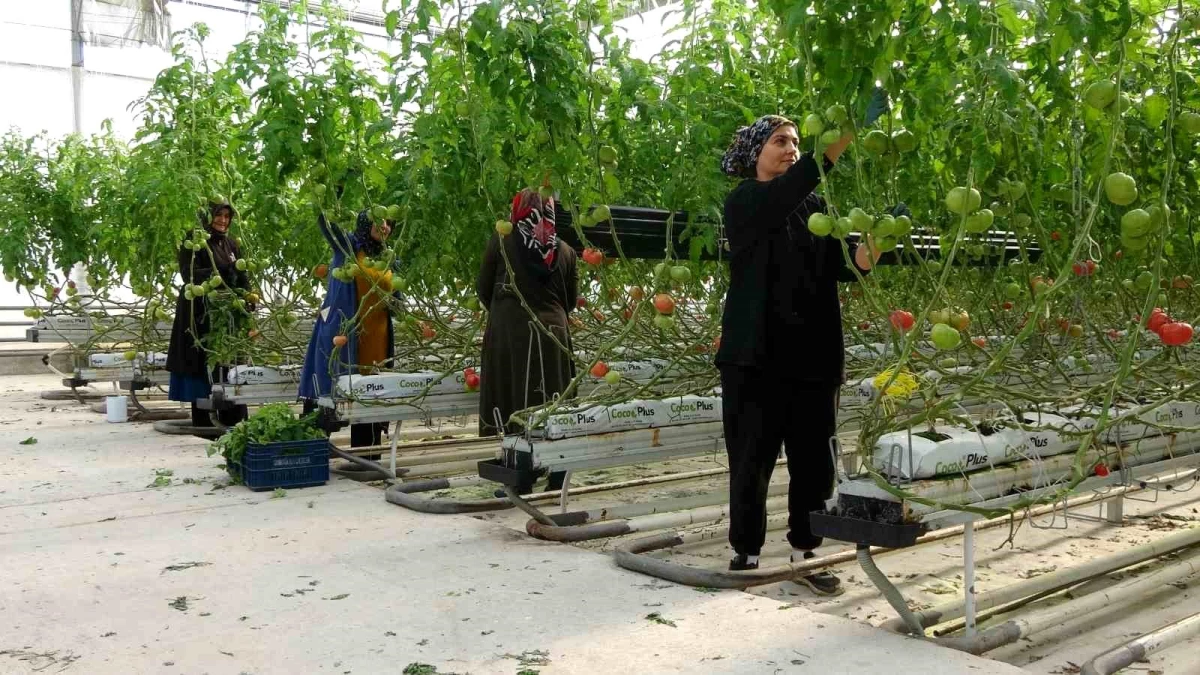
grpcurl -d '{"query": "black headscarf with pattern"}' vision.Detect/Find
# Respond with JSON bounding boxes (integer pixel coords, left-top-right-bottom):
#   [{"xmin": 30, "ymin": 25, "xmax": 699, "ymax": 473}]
[
  {"xmin": 353, "ymin": 209, "xmax": 386, "ymax": 257},
  {"xmin": 721, "ymin": 115, "xmax": 795, "ymax": 179}
]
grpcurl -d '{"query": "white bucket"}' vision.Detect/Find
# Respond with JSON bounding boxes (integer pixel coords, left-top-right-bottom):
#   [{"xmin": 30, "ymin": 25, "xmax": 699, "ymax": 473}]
[{"xmin": 106, "ymin": 395, "xmax": 128, "ymax": 423}]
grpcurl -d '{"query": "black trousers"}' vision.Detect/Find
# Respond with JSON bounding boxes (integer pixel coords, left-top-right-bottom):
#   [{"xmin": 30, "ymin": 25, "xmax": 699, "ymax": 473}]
[
  {"xmin": 301, "ymin": 399, "xmax": 384, "ymax": 461},
  {"xmin": 191, "ymin": 402, "xmax": 247, "ymax": 428},
  {"xmin": 720, "ymin": 366, "xmax": 838, "ymax": 556}
]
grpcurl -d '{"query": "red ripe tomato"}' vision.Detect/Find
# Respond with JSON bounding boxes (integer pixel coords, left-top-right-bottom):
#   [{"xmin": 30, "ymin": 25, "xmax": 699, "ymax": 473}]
[
  {"xmin": 1002, "ymin": 301, "xmax": 1014, "ymax": 310},
  {"xmin": 1073, "ymin": 260, "xmax": 1098, "ymax": 277},
  {"xmin": 592, "ymin": 309, "xmax": 605, "ymax": 322},
  {"xmin": 653, "ymin": 293, "xmax": 675, "ymax": 315},
  {"xmin": 1160, "ymin": 322, "xmax": 1194, "ymax": 346},
  {"xmin": 889, "ymin": 310, "xmax": 915, "ymax": 331},
  {"xmin": 1094, "ymin": 463, "xmax": 1109, "ymax": 477},
  {"xmin": 589, "ymin": 361, "xmax": 609, "ymax": 378},
  {"xmin": 1147, "ymin": 310, "xmax": 1171, "ymax": 334},
  {"xmin": 972, "ymin": 337, "xmax": 987, "ymax": 348},
  {"xmin": 1113, "ymin": 250, "xmax": 1123, "ymax": 260},
  {"xmin": 577, "ymin": 297, "xmax": 587, "ymax": 308},
  {"xmin": 859, "ymin": 320, "xmax": 872, "ymax": 331},
  {"xmin": 420, "ymin": 322, "xmax": 436, "ymax": 340},
  {"xmin": 582, "ymin": 248, "xmax": 604, "ymax": 265},
  {"xmin": 1107, "ymin": 329, "xmax": 1121, "ymax": 341},
  {"xmin": 332, "ymin": 334, "xmax": 348, "ymax": 347},
  {"xmin": 621, "ymin": 307, "xmax": 633, "ymax": 322},
  {"xmin": 1051, "ymin": 231, "xmax": 1062, "ymax": 241},
  {"xmin": 464, "ymin": 372, "xmax": 480, "ymax": 390}
]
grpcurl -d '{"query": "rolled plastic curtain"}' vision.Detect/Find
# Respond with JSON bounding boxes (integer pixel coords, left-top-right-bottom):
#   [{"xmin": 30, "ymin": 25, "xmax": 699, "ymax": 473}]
[{"xmin": 76, "ymin": 0, "xmax": 171, "ymax": 49}]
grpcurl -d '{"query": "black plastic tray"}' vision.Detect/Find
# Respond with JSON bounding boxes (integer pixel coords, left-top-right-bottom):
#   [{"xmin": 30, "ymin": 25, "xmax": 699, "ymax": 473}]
[{"xmin": 809, "ymin": 509, "xmax": 925, "ymax": 549}]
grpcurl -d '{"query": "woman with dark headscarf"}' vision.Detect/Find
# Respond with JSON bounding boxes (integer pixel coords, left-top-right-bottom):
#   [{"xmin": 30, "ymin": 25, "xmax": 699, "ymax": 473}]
[
  {"xmin": 476, "ymin": 188, "xmax": 579, "ymax": 494},
  {"xmin": 716, "ymin": 91, "xmax": 890, "ymax": 591},
  {"xmin": 166, "ymin": 200, "xmax": 252, "ymax": 429},
  {"xmin": 299, "ymin": 210, "xmax": 399, "ymax": 453}
]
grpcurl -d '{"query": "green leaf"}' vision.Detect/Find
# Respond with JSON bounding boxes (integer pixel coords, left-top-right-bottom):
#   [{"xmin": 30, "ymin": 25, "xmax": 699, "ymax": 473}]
[{"xmin": 1142, "ymin": 94, "xmax": 1167, "ymax": 128}]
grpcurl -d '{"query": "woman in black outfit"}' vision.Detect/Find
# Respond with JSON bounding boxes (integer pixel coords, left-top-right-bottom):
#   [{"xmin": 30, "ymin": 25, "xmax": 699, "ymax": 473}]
[
  {"xmin": 166, "ymin": 200, "xmax": 252, "ymax": 431},
  {"xmin": 716, "ymin": 97, "xmax": 886, "ymax": 593},
  {"xmin": 476, "ymin": 188, "xmax": 578, "ymax": 495}
]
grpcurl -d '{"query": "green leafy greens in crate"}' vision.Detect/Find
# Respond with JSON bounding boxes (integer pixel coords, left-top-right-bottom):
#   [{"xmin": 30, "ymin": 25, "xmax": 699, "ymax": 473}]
[{"xmin": 207, "ymin": 403, "xmax": 325, "ymax": 481}]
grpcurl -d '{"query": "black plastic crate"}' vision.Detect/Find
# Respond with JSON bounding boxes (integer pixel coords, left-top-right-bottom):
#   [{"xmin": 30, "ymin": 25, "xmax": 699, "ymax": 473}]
[{"xmin": 235, "ymin": 438, "xmax": 330, "ymax": 492}]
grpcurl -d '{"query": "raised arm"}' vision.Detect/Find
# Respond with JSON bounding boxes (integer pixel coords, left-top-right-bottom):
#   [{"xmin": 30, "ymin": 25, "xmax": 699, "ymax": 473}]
[
  {"xmin": 758, "ymin": 151, "xmax": 837, "ymax": 221},
  {"xmin": 561, "ymin": 246, "xmax": 579, "ymax": 313},
  {"xmin": 317, "ymin": 212, "xmax": 352, "ymax": 253},
  {"xmin": 476, "ymin": 232, "xmax": 501, "ymax": 312},
  {"xmin": 178, "ymin": 244, "xmax": 213, "ymax": 286}
]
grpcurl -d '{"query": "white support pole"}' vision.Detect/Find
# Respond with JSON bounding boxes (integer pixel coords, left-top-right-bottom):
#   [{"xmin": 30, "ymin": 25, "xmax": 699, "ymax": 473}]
[
  {"xmin": 1105, "ymin": 494, "xmax": 1124, "ymax": 524},
  {"xmin": 389, "ymin": 421, "xmax": 401, "ymax": 478},
  {"xmin": 559, "ymin": 470, "xmax": 572, "ymax": 513},
  {"xmin": 963, "ymin": 519, "xmax": 977, "ymax": 637},
  {"xmin": 69, "ymin": 0, "xmax": 90, "ymax": 295}
]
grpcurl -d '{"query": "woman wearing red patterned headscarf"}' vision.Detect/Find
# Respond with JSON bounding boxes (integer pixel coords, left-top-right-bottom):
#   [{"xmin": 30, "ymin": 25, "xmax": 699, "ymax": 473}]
[{"xmin": 476, "ymin": 187, "xmax": 579, "ymax": 494}]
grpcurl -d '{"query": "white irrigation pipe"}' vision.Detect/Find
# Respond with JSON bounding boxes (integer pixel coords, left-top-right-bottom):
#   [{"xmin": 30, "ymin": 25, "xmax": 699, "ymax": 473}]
[
  {"xmin": 938, "ymin": 548, "xmax": 1200, "ymax": 654},
  {"xmin": 880, "ymin": 500, "xmax": 1200, "ymax": 634},
  {"xmin": 1081, "ymin": 611, "xmax": 1200, "ymax": 675}
]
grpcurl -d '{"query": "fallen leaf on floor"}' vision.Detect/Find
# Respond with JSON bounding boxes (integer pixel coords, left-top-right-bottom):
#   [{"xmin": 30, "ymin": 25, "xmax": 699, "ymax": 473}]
[
  {"xmin": 168, "ymin": 597, "xmax": 189, "ymax": 611},
  {"xmin": 1018, "ymin": 566, "xmax": 1057, "ymax": 579},
  {"xmin": 327, "ymin": 594, "xmax": 349, "ymax": 600},
  {"xmin": 19, "ymin": 437, "xmax": 37, "ymax": 445},
  {"xmin": 645, "ymin": 612, "xmax": 677, "ymax": 627},
  {"xmin": 162, "ymin": 561, "xmax": 211, "ymax": 574}
]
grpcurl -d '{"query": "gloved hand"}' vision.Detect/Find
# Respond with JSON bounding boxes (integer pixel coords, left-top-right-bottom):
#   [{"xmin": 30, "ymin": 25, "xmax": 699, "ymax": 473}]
[
  {"xmin": 863, "ymin": 87, "xmax": 890, "ymax": 126},
  {"xmin": 889, "ymin": 202, "xmax": 912, "ymax": 219}
]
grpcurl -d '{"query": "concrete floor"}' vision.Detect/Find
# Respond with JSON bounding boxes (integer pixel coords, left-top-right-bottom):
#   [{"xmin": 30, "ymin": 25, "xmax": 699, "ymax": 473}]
[{"xmin": 0, "ymin": 374, "xmax": 1021, "ymax": 675}]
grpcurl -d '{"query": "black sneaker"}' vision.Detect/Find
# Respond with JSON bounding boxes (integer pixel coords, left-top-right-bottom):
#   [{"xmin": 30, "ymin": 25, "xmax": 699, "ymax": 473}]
[
  {"xmin": 792, "ymin": 552, "xmax": 843, "ymax": 596},
  {"xmin": 729, "ymin": 554, "xmax": 759, "ymax": 571}
]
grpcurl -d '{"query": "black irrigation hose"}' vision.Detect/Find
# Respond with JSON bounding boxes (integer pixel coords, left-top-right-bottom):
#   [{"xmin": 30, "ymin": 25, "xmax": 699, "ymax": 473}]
[
  {"xmin": 384, "ymin": 479, "xmax": 514, "ymax": 514},
  {"xmin": 152, "ymin": 418, "xmax": 223, "ymax": 438},
  {"xmin": 329, "ymin": 445, "xmax": 400, "ymax": 481}
]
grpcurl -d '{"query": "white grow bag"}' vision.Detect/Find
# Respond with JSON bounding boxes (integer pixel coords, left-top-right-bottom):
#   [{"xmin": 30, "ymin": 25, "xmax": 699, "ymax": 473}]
[
  {"xmin": 542, "ymin": 394, "xmax": 722, "ymax": 440},
  {"xmin": 872, "ymin": 412, "xmax": 1091, "ymax": 480}
]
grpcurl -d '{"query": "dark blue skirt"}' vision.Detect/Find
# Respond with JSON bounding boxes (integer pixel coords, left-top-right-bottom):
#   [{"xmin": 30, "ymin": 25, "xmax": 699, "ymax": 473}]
[{"xmin": 169, "ymin": 372, "xmax": 212, "ymax": 403}]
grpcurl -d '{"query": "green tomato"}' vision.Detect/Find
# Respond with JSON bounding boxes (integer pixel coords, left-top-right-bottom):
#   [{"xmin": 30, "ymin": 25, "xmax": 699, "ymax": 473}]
[
  {"xmin": 945, "ymin": 187, "xmax": 982, "ymax": 215},
  {"xmin": 824, "ymin": 104, "xmax": 848, "ymax": 125},
  {"xmin": 1084, "ymin": 81, "xmax": 1117, "ymax": 109},
  {"xmin": 1134, "ymin": 270, "xmax": 1154, "ymax": 291},
  {"xmin": 875, "ymin": 236, "xmax": 899, "ymax": 253},
  {"xmin": 802, "ymin": 113, "xmax": 825, "ymax": 137},
  {"xmin": 1179, "ymin": 111, "xmax": 1200, "ymax": 135},
  {"xmin": 604, "ymin": 370, "xmax": 621, "ymax": 385},
  {"xmin": 873, "ymin": 215, "xmax": 897, "ymax": 238},
  {"xmin": 669, "ymin": 265, "xmax": 692, "ymax": 283},
  {"xmin": 890, "ymin": 129, "xmax": 916, "ymax": 153},
  {"xmin": 1121, "ymin": 209, "xmax": 1152, "ymax": 237},
  {"xmin": 654, "ymin": 262, "xmax": 670, "ymax": 279},
  {"xmin": 862, "ymin": 130, "xmax": 889, "ymax": 155},
  {"xmin": 1104, "ymin": 172, "xmax": 1138, "ymax": 206},
  {"xmin": 927, "ymin": 260, "xmax": 943, "ymax": 273},
  {"xmin": 598, "ymin": 145, "xmax": 618, "ymax": 165},
  {"xmin": 819, "ymin": 129, "xmax": 842, "ymax": 146},
  {"xmin": 833, "ymin": 217, "xmax": 854, "ymax": 239},
  {"xmin": 1004, "ymin": 282, "xmax": 1022, "ymax": 299},
  {"xmin": 235, "ymin": 259, "xmax": 248, "ymax": 271},
  {"xmin": 653, "ymin": 314, "xmax": 675, "ymax": 330},
  {"xmin": 964, "ymin": 208, "xmax": 995, "ymax": 234},
  {"xmin": 931, "ymin": 323, "xmax": 962, "ymax": 350},
  {"xmin": 807, "ymin": 213, "xmax": 834, "ymax": 237},
  {"xmin": 893, "ymin": 215, "xmax": 913, "ymax": 236},
  {"xmin": 848, "ymin": 207, "xmax": 874, "ymax": 232}
]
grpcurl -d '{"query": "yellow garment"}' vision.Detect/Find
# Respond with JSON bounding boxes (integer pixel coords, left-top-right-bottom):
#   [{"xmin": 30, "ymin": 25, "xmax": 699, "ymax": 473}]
[{"xmin": 354, "ymin": 251, "xmax": 392, "ymax": 369}]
